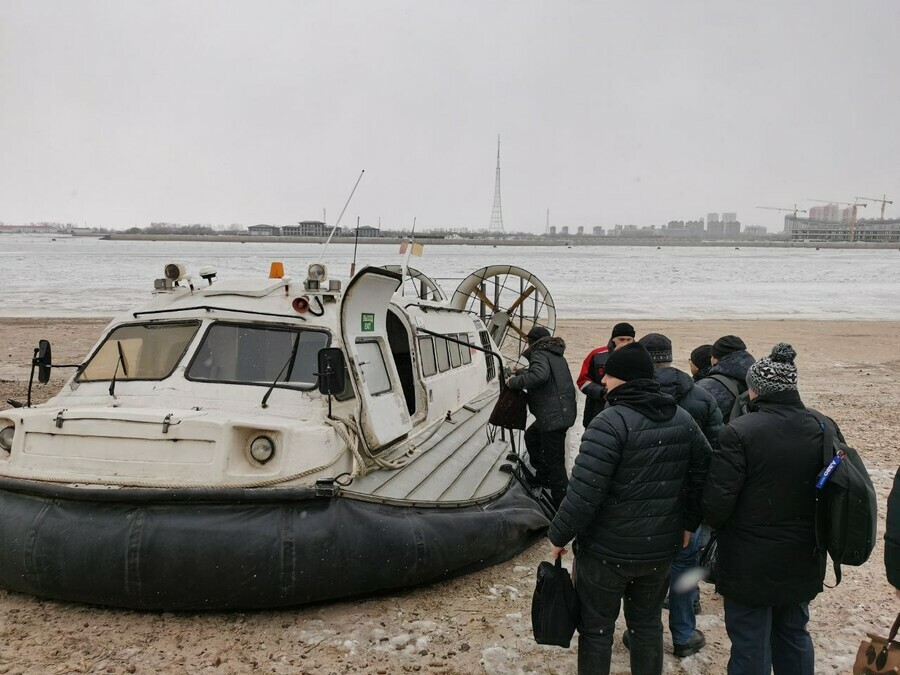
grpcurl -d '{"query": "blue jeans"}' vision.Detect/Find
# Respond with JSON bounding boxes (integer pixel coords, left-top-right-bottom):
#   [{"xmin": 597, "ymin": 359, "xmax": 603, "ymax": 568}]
[
  {"xmin": 723, "ymin": 598, "xmax": 815, "ymax": 675},
  {"xmin": 575, "ymin": 552, "xmax": 670, "ymax": 675},
  {"xmin": 668, "ymin": 527, "xmax": 701, "ymax": 644}
]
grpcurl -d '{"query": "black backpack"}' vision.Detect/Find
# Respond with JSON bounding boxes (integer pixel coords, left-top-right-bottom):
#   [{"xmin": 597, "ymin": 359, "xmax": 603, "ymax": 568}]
[
  {"xmin": 808, "ymin": 410, "xmax": 878, "ymax": 585},
  {"xmin": 708, "ymin": 374, "xmax": 749, "ymax": 423}
]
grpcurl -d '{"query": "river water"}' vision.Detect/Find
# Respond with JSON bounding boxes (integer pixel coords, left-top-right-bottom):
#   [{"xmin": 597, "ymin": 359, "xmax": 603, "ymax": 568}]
[{"xmin": 0, "ymin": 235, "xmax": 897, "ymax": 319}]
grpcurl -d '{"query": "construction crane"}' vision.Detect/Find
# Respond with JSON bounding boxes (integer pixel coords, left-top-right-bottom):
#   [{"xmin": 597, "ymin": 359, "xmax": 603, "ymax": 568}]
[
  {"xmin": 808, "ymin": 198, "xmax": 868, "ymax": 242},
  {"xmin": 856, "ymin": 195, "xmax": 893, "ymax": 220},
  {"xmin": 756, "ymin": 204, "xmax": 808, "ymax": 217}
]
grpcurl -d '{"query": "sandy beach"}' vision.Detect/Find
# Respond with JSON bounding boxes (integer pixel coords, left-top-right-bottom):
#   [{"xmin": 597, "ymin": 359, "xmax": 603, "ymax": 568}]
[{"xmin": 0, "ymin": 317, "xmax": 897, "ymax": 675}]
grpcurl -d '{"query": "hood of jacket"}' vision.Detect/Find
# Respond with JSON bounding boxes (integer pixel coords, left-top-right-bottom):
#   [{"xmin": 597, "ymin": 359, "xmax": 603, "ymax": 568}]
[
  {"xmin": 693, "ymin": 366, "xmax": 711, "ymax": 382},
  {"xmin": 708, "ymin": 349, "xmax": 755, "ymax": 382},
  {"xmin": 523, "ymin": 335, "xmax": 566, "ymax": 360},
  {"xmin": 653, "ymin": 366, "xmax": 695, "ymax": 404},
  {"xmin": 605, "ymin": 378, "xmax": 677, "ymax": 422}
]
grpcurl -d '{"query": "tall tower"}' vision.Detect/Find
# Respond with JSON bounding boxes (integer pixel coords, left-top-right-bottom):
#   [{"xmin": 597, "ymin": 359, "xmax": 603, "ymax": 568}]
[{"xmin": 488, "ymin": 135, "xmax": 504, "ymax": 233}]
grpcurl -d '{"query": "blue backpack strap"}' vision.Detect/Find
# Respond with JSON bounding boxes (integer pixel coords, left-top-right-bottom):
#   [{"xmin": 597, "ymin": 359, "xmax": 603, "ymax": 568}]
[{"xmin": 808, "ymin": 408, "xmax": 840, "ymax": 585}]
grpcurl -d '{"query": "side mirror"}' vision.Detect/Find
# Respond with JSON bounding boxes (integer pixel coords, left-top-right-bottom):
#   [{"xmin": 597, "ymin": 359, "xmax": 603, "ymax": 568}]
[
  {"xmin": 36, "ymin": 340, "xmax": 52, "ymax": 384},
  {"xmin": 317, "ymin": 348, "xmax": 346, "ymax": 396}
]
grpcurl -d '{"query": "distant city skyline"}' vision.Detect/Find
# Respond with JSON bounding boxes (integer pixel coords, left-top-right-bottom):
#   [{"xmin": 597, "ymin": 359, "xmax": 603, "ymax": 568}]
[{"xmin": 1, "ymin": 2, "xmax": 897, "ymax": 232}]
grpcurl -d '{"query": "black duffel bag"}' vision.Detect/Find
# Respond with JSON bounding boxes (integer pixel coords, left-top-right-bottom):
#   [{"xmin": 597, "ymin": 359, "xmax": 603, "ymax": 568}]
[
  {"xmin": 489, "ymin": 387, "xmax": 528, "ymax": 430},
  {"xmin": 531, "ymin": 557, "xmax": 579, "ymax": 648}
]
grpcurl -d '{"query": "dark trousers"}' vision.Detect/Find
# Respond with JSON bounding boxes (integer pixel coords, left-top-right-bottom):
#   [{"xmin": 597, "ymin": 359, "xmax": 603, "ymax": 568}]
[
  {"xmin": 723, "ymin": 598, "xmax": 814, "ymax": 675},
  {"xmin": 523, "ymin": 423, "xmax": 568, "ymax": 508},
  {"xmin": 575, "ymin": 552, "xmax": 670, "ymax": 675}
]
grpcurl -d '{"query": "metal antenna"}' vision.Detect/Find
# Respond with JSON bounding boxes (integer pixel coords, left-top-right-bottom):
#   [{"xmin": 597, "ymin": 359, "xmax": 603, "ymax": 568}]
[
  {"xmin": 319, "ymin": 170, "xmax": 365, "ymax": 261},
  {"xmin": 488, "ymin": 135, "xmax": 504, "ymax": 233}
]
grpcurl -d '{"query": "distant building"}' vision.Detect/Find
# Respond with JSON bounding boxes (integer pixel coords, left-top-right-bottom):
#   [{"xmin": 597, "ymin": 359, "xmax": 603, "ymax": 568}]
[
  {"xmin": 592, "ymin": 226, "xmax": 604, "ymax": 236},
  {"xmin": 744, "ymin": 225, "xmax": 768, "ymax": 237},
  {"xmin": 685, "ymin": 219, "xmax": 705, "ymax": 234},
  {"xmin": 784, "ymin": 215, "xmax": 900, "ymax": 242},
  {"xmin": 664, "ymin": 219, "xmax": 704, "ymax": 238},
  {"xmin": 356, "ymin": 225, "xmax": 380, "ymax": 238},
  {"xmin": 809, "ymin": 204, "xmax": 842, "ymax": 223},
  {"xmin": 707, "ymin": 213, "xmax": 720, "ymax": 225},
  {"xmin": 548, "ymin": 226, "xmax": 556, "ymax": 236},
  {"xmin": 722, "ymin": 212, "xmax": 738, "ymax": 224},
  {"xmin": 248, "ymin": 224, "xmax": 281, "ymax": 236},
  {"xmin": 576, "ymin": 226, "xmax": 584, "ymax": 236},
  {"xmin": 561, "ymin": 226, "xmax": 569, "ymax": 235},
  {"xmin": 707, "ymin": 221, "xmax": 724, "ymax": 238},
  {"xmin": 291, "ymin": 220, "xmax": 335, "ymax": 237},
  {"xmin": 724, "ymin": 221, "xmax": 741, "ymax": 238}
]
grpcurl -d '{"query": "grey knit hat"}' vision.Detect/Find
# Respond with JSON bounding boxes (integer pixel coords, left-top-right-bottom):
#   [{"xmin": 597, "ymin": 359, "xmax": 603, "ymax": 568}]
[{"xmin": 746, "ymin": 343, "xmax": 798, "ymax": 395}]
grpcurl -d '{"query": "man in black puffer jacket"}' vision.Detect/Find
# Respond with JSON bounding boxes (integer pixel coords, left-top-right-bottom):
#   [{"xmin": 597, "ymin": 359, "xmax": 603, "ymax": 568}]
[
  {"xmin": 549, "ymin": 342, "xmax": 711, "ymax": 675},
  {"xmin": 703, "ymin": 343, "xmax": 829, "ymax": 675},
  {"xmin": 637, "ymin": 333, "xmax": 723, "ymax": 658},
  {"xmin": 697, "ymin": 335, "xmax": 755, "ymax": 423},
  {"xmin": 887, "ymin": 468, "xmax": 900, "ymax": 597},
  {"xmin": 507, "ymin": 326, "xmax": 576, "ymax": 508}
]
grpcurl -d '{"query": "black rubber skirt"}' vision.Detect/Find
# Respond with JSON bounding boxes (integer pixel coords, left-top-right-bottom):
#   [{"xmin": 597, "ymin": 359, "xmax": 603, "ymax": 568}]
[{"xmin": 0, "ymin": 478, "xmax": 549, "ymax": 610}]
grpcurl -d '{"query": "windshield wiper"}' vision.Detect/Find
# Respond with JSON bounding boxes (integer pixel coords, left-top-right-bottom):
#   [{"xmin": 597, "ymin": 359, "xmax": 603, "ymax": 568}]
[
  {"xmin": 109, "ymin": 341, "xmax": 129, "ymax": 398},
  {"xmin": 261, "ymin": 334, "xmax": 301, "ymax": 409}
]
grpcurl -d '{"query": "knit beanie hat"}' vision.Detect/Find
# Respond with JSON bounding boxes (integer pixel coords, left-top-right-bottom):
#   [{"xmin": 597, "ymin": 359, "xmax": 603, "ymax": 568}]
[
  {"xmin": 745, "ymin": 343, "xmax": 798, "ymax": 395},
  {"xmin": 690, "ymin": 344, "xmax": 713, "ymax": 370},
  {"xmin": 604, "ymin": 342, "xmax": 654, "ymax": 381},
  {"xmin": 712, "ymin": 335, "xmax": 747, "ymax": 359},
  {"xmin": 527, "ymin": 325, "xmax": 551, "ymax": 342},
  {"xmin": 638, "ymin": 333, "xmax": 673, "ymax": 363},
  {"xmin": 611, "ymin": 322, "xmax": 636, "ymax": 339}
]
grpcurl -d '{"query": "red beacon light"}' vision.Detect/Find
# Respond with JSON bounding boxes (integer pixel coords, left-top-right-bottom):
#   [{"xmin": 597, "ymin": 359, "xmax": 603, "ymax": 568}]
[{"xmin": 292, "ymin": 296, "xmax": 310, "ymax": 314}]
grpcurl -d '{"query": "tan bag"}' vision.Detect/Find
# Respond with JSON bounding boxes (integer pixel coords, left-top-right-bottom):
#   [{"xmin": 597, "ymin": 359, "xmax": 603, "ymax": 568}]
[{"xmin": 854, "ymin": 613, "xmax": 900, "ymax": 674}]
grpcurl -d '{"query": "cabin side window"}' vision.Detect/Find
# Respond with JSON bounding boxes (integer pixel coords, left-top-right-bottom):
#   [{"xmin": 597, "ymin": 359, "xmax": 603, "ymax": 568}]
[
  {"xmin": 448, "ymin": 335, "xmax": 462, "ymax": 368},
  {"xmin": 459, "ymin": 333, "xmax": 473, "ymax": 365},
  {"xmin": 434, "ymin": 337, "xmax": 451, "ymax": 372},
  {"xmin": 479, "ymin": 330, "xmax": 496, "ymax": 381},
  {"xmin": 186, "ymin": 322, "xmax": 329, "ymax": 389},
  {"xmin": 417, "ymin": 337, "xmax": 437, "ymax": 377},
  {"xmin": 77, "ymin": 321, "xmax": 201, "ymax": 382}
]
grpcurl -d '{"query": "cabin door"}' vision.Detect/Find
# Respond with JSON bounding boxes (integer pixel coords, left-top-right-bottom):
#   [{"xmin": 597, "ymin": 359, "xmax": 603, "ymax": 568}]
[{"xmin": 340, "ymin": 267, "xmax": 413, "ymax": 451}]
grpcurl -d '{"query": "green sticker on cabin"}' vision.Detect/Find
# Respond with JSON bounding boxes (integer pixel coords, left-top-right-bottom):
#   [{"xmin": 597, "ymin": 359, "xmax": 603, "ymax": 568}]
[{"xmin": 361, "ymin": 313, "xmax": 375, "ymax": 332}]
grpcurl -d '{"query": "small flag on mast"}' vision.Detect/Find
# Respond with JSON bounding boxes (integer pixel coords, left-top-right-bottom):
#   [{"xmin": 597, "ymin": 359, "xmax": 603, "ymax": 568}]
[{"xmin": 399, "ymin": 240, "xmax": 424, "ymax": 256}]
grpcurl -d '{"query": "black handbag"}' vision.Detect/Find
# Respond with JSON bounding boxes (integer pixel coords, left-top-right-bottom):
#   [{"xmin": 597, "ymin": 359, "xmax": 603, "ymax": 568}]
[
  {"xmin": 490, "ymin": 387, "xmax": 528, "ymax": 430},
  {"xmin": 531, "ymin": 557, "xmax": 579, "ymax": 648}
]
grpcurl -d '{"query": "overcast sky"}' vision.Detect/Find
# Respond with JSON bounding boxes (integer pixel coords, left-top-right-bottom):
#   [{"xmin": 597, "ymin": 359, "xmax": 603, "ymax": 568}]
[{"xmin": 2, "ymin": 1, "xmax": 898, "ymax": 232}]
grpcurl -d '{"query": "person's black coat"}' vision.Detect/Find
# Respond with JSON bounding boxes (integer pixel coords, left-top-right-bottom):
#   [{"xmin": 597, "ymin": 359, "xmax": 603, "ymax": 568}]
[
  {"xmin": 702, "ymin": 389, "xmax": 830, "ymax": 607},
  {"xmin": 887, "ymin": 467, "xmax": 900, "ymax": 589},
  {"xmin": 549, "ymin": 379, "xmax": 712, "ymax": 564},
  {"xmin": 507, "ymin": 336, "xmax": 577, "ymax": 432},
  {"xmin": 696, "ymin": 349, "xmax": 755, "ymax": 422},
  {"xmin": 580, "ymin": 349, "xmax": 610, "ymax": 427},
  {"xmin": 654, "ymin": 366, "xmax": 724, "ymax": 449}
]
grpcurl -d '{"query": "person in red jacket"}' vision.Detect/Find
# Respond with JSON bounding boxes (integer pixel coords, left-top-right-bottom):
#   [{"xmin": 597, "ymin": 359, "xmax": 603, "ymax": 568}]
[{"xmin": 577, "ymin": 322, "xmax": 635, "ymax": 427}]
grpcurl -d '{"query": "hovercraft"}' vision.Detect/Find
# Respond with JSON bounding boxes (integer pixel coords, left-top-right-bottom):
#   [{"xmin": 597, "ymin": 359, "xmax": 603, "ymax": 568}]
[{"xmin": 0, "ymin": 261, "xmax": 558, "ymax": 610}]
